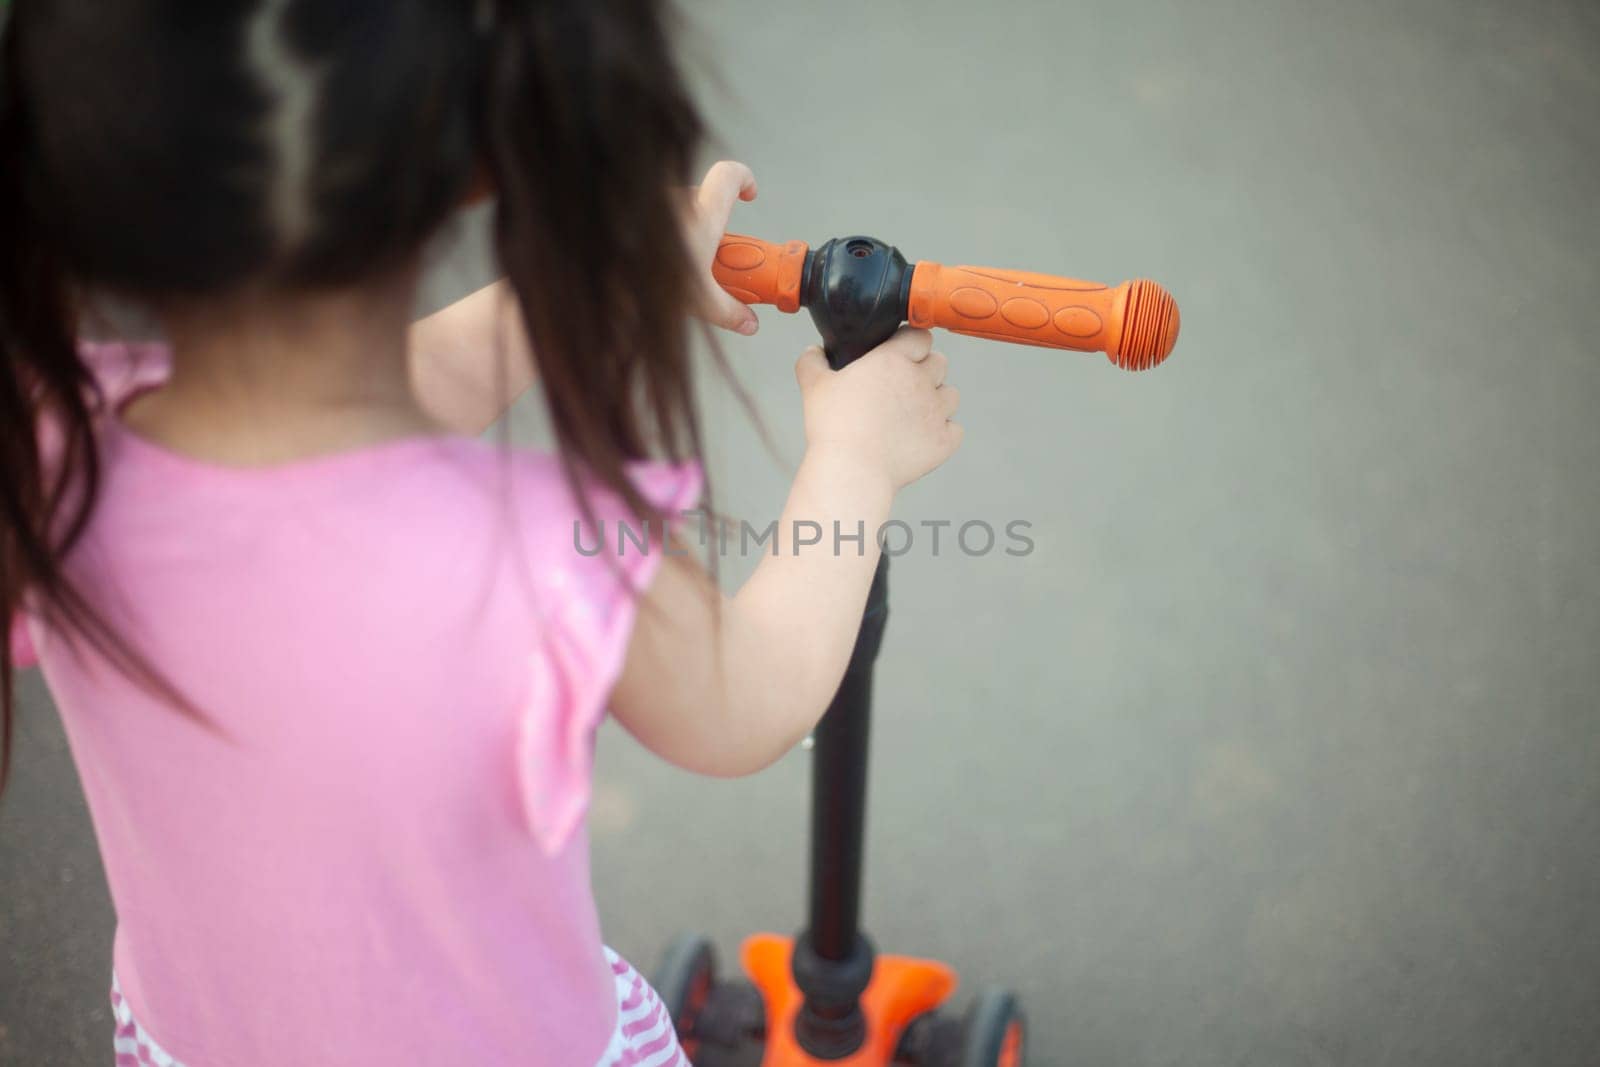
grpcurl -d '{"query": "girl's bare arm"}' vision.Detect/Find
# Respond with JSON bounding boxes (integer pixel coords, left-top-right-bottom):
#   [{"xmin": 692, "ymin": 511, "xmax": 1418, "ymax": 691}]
[
  {"xmin": 610, "ymin": 446, "xmax": 892, "ymax": 777},
  {"xmin": 610, "ymin": 330, "xmax": 962, "ymax": 778},
  {"xmin": 408, "ymin": 280, "xmax": 536, "ymax": 435}
]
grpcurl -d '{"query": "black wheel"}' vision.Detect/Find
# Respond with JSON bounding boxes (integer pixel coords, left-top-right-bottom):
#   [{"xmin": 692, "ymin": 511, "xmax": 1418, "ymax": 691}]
[
  {"xmin": 959, "ymin": 988, "xmax": 1026, "ymax": 1067},
  {"xmin": 652, "ymin": 933, "xmax": 717, "ymax": 1050},
  {"xmin": 651, "ymin": 933, "xmax": 766, "ymax": 1067},
  {"xmin": 893, "ymin": 1010, "xmax": 964, "ymax": 1065}
]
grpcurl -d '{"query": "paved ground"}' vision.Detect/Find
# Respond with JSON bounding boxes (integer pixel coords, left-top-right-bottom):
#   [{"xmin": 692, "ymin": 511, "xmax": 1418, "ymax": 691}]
[{"xmin": 4, "ymin": 1, "xmax": 1599, "ymax": 1064}]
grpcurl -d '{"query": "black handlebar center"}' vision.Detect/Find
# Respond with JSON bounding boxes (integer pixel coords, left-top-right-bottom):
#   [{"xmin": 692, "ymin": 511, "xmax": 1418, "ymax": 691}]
[{"xmin": 800, "ymin": 235, "xmax": 914, "ymax": 369}]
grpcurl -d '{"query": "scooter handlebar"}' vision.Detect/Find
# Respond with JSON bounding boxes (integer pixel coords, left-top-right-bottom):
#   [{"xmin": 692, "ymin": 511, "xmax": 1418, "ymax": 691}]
[
  {"xmin": 712, "ymin": 232, "xmax": 1179, "ymax": 371},
  {"xmin": 712, "ymin": 233, "xmax": 808, "ymax": 313},
  {"xmin": 906, "ymin": 262, "xmax": 1178, "ymax": 371}
]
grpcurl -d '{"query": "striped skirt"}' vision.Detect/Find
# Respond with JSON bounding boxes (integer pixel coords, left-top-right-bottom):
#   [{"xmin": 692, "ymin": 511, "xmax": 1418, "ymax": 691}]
[{"xmin": 110, "ymin": 947, "xmax": 690, "ymax": 1066}]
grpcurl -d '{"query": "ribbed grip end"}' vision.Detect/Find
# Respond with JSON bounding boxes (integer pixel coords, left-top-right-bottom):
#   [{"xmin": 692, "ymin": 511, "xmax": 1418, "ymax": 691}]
[{"xmin": 1110, "ymin": 280, "xmax": 1180, "ymax": 371}]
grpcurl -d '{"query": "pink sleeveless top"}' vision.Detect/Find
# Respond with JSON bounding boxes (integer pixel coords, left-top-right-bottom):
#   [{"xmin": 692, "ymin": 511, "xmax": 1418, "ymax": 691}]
[{"xmin": 10, "ymin": 343, "xmax": 702, "ymax": 1065}]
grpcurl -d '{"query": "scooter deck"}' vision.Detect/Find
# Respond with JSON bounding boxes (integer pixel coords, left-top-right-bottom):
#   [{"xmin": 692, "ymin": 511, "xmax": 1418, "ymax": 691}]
[{"xmin": 740, "ymin": 933, "xmax": 957, "ymax": 1066}]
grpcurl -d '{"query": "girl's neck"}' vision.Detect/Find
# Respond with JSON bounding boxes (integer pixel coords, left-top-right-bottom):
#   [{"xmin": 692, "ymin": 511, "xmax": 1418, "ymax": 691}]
[{"xmin": 122, "ymin": 278, "xmax": 443, "ymax": 466}]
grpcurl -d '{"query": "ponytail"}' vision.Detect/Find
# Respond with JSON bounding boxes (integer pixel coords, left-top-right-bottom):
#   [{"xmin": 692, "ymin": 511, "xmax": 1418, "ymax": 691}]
[
  {"xmin": 483, "ymin": 0, "xmax": 711, "ymax": 527},
  {"xmin": 1, "ymin": 14, "xmax": 99, "ymax": 790},
  {"xmin": 1, "ymin": 15, "xmax": 199, "ymax": 794}
]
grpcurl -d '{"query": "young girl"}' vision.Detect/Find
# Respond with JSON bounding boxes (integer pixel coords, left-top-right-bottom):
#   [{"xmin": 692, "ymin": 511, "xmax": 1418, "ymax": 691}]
[{"xmin": 1, "ymin": 3, "xmax": 961, "ymax": 1065}]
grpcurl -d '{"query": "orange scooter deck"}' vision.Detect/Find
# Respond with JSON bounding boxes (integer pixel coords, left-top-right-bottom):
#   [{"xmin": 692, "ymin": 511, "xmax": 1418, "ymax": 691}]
[{"xmin": 740, "ymin": 934, "xmax": 957, "ymax": 1066}]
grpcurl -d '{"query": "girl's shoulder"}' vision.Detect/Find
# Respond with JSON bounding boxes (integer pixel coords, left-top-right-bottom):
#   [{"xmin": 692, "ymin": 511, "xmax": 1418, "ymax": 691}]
[{"xmin": 70, "ymin": 337, "xmax": 703, "ymax": 577}]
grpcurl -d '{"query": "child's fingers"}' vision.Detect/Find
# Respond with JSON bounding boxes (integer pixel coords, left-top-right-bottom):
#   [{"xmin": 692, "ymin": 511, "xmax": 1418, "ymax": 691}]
[
  {"xmin": 695, "ymin": 160, "xmax": 757, "ymax": 233},
  {"xmin": 687, "ymin": 161, "xmax": 759, "ymax": 334},
  {"xmin": 942, "ymin": 420, "xmax": 966, "ymax": 454},
  {"xmin": 705, "ymin": 160, "xmax": 757, "ymax": 201},
  {"xmin": 703, "ymin": 280, "xmax": 760, "ymax": 335},
  {"xmin": 876, "ymin": 326, "xmax": 934, "ymax": 363}
]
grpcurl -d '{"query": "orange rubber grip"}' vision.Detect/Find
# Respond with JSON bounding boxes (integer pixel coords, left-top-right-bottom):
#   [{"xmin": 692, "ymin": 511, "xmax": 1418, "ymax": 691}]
[
  {"xmin": 712, "ymin": 232, "xmax": 809, "ymax": 313},
  {"xmin": 907, "ymin": 262, "xmax": 1179, "ymax": 371}
]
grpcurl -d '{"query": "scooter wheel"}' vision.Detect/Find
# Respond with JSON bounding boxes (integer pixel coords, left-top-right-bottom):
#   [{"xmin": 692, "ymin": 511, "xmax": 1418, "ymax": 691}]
[
  {"xmin": 892, "ymin": 1010, "xmax": 963, "ymax": 1064},
  {"xmin": 959, "ymin": 988, "xmax": 1026, "ymax": 1067},
  {"xmin": 653, "ymin": 933, "xmax": 717, "ymax": 1050},
  {"xmin": 651, "ymin": 933, "xmax": 766, "ymax": 1066}
]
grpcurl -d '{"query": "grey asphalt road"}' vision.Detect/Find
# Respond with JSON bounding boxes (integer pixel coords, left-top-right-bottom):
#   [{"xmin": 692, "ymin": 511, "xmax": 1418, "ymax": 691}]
[{"xmin": 4, "ymin": 1, "xmax": 1599, "ymax": 1064}]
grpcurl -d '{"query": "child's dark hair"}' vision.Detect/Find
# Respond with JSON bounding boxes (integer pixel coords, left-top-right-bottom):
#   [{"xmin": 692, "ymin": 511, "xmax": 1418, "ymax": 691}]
[{"xmin": 0, "ymin": 0, "xmax": 710, "ymax": 790}]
